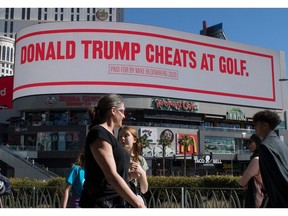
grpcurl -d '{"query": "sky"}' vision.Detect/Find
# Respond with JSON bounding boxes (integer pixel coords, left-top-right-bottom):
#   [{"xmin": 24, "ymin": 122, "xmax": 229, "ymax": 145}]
[{"xmin": 124, "ymin": 8, "xmax": 288, "ymax": 54}]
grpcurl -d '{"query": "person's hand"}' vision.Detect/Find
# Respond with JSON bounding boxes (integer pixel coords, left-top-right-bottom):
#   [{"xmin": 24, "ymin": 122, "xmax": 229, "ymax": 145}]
[{"xmin": 129, "ymin": 161, "xmax": 144, "ymax": 179}]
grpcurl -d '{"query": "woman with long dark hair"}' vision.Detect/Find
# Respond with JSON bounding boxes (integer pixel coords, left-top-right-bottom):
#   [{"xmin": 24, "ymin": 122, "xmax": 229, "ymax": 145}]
[{"xmin": 79, "ymin": 94, "xmax": 145, "ymax": 208}]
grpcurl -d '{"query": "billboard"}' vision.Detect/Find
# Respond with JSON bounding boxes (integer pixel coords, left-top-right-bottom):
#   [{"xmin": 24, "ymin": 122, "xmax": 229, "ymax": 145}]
[
  {"xmin": 14, "ymin": 22, "xmax": 284, "ymax": 109},
  {"xmin": 176, "ymin": 133, "xmax": 198, "ymax": 155},
  {"xmin": 0, "ymin": 76, "xmax": 13, "ymax": 109}
]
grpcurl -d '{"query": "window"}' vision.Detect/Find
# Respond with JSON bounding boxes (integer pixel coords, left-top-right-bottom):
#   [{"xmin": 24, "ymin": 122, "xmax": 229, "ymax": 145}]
[
  {"xmin": 5, "ymin": 8, "xmax": 9, "ymax": 19},
  {"xmin": 27, "ymin": 8, "xmax": 30, "ymax": 20},
  {"xmin": 4, "ymin": 21, "xmax": 7, "ymax": 34},
  {"xmin": 10, "ymin": 48, "xmax": 13, "ymax": 62},
  {"xmin": 6, "ymin": 47, "xmax": 10, "ymax": 62},
  {"xmin": 22, "ymin": 8, "xmax": 25, "ymax": 19},
  {"xmin": 10, "ymin": 8, "xmax": 14, "ymax": 19},
  {"xmin": 2, "ymin": 46, "xmax": 6, "ymax": 61},
  {"xmin": 10, "ymin": 21, "xmax": 13, "ymax": 34},
  {"xmin": 38, "ymin": 8, "xmax": 41, "ymax": 20}
]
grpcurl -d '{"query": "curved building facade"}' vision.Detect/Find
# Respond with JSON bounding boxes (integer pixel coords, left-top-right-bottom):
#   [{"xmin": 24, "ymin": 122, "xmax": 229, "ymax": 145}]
[{"xmin": 5, "ymin": 21, "xmax": 288, "ymax": 176}]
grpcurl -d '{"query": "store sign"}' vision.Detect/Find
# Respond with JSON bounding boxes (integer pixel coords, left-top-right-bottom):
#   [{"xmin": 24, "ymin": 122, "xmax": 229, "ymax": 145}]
[
  {"xmin": 151, "ymin": 97, "xmax": 199, "ymax": 112},
  {"xmin": 176, "ymin": 133, "xmax": 198, "ymax": 154},
  {"xmin": 0, "ymin": 76, "xmax": 13, "ymax": 109},
  {"xmin": 139, "ymin": 127, "xmax": 157, "ymax": 143},
  {"xmin": 226, "ymin": 107, "xmax": 246, "ymax": 121},
  {"xmin": 14, "ymin": 22, "xmax": 284, "ymax": 109},
  {"xmin": 193, "ymin": 154, "xmax": 222, "ymax": 165},
  {"xmin": 46, "ymin": 95, "xmax": 100, "ymax": 107}
]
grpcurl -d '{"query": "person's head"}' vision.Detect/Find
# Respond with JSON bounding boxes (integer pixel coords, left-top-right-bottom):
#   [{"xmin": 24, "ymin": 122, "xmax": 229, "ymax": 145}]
[
  {"xmin": 74, "ymin": 148, "xmax": 85, "ymax": 167},
  {"xmin": 118, "ymin": 125, "xmax": 141, "ymax": 162},
  {"xmin": 246, "ymin": 133, "xmax": 261, "ymax": 153},
  {"xmin": 252, "ymin": 110, "xmax": 281, "ymax": 139},
  {"xmin": 88, "ymin": 94, "xmax": 125, "ymax": 129}
]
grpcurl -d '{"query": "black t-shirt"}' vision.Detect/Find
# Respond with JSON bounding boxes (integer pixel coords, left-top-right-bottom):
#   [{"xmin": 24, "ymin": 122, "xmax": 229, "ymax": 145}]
[{"xmin": 82, "ymin": 125, "xmax": 130, "ymax": 198}]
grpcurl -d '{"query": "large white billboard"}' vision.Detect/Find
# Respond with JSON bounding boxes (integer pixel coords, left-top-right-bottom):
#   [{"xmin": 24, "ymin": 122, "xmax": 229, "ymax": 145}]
[{"xmin": 14, "ymin": 21, "xmax": 285, "ymax": 109}]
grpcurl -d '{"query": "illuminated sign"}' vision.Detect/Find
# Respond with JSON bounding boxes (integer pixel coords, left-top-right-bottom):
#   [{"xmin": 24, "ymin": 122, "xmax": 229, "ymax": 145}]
[
  {"xmin": 152, "ymin": 97, "xmax": 199, "ymax": 112},
  {"xmin": 226, "ymin": 107, "xmax": 246, "ymax": 121},
  {"xmin": 0, "ymin": 76, "xmax": 13, "ymax": 109},
  {"xmin": 14, "ymin": 22, "xmax": 284, "ymax": 109},
  {"xmin": 176, "ymin": 133, "xmax": 198, "ymax": 154}
]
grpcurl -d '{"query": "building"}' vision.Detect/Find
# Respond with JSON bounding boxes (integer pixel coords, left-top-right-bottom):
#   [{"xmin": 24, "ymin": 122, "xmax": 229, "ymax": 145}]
[
  {"xmin": 0, "ymin": 9, "xmax": 287, "ymax": 178},
  {"xmin": 0, "ymin": 36, "xmax": 14, "ymax": 77},
  {"xmin": 0, "ymin": 8, "xmax": 124, "ymax": 77},
  {"xmin": 0, "ymin": 8, "xmax": 124, "ymax": 38}
]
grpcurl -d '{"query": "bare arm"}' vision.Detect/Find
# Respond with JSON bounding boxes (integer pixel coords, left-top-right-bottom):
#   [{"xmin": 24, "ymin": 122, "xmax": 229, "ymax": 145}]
[
  {"xmin": 239, "ymin": 157, "xmax": 259, "ymax": 187},
  {"xmin": 129, "ymin": 161, "xmax": 148, "ymax": 194},
  {"xmin": 60, "ymin": 183, "xmax": 71, "ymax": 208},
  {"xmin": 90, "ymin": 138, "xmax": 145, "ymax": 208}
]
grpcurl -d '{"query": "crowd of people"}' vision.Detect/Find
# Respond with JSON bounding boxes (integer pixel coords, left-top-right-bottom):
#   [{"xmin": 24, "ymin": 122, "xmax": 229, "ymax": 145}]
[{"xmin": 57, "ymin": 94, "xmax": 288, "ymax": 208}]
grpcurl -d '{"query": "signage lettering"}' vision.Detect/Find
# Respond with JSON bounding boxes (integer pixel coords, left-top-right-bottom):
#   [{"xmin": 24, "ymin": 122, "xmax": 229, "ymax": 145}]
[
  {"xmin": 152, "ymin": 97, "xmax": 199, "ymax": 112},
  {"xmin": 226, "ymin": 107, "xmax": 246, "ymax": 121},
  {"xmin": 81, "ymin": 40, "xmax": 140, "ymax": 60},
  {"xmin": 21, "ymin": 41, "xmax": 76, "ymax": 64},
  {"xmin": 0, "ymin": 88, "xmax": 6, "ymax": 96}
]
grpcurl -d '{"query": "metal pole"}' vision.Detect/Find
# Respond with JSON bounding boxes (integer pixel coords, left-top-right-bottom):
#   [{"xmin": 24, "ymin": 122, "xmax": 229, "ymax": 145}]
[{"xmin": 181, "ymin": 187, "xmax": 185, "ymax": 208}]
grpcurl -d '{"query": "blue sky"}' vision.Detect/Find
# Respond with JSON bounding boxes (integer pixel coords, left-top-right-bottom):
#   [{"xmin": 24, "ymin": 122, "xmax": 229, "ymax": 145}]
[
  {"xmin": 124, "ymin": 8, "xmax": 287, "ymax": 58},
  {"xmin": 124, "ymin": 7, "xmax": 288, "ymax": 84}
]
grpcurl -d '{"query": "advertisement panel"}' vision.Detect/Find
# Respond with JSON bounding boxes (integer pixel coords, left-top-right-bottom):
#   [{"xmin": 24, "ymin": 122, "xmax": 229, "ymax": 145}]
[
  {"xmin": 176, "ymin": 133, "xmax": 198, "ymax": 155},
  {"xmin": 14, "ymin": 22, "xmax": 284, "ymax": 109},
  {"xmin": 0, "ymin": 76, "xmax": 13, "ymax": 109}
]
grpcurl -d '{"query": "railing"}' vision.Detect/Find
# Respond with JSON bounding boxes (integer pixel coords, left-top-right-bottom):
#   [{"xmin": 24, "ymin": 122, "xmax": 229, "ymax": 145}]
[
  {"xmin": 0, "ymin": 186, "xmax": 245, "ymax": 208},
  {"xmin": 0, "ymin": 145, "xmax": 58, "ymax": 179}
]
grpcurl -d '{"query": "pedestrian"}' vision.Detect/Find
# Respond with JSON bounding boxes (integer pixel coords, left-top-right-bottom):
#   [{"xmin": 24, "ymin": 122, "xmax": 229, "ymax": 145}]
[
  {"xmin": 79, "ymin": 94, "xmax": 145, "ymax": 208},
  {"xmin": 60, "ymin": 149, "xmax": 85, "ymax": 208},
  {"xmin": 253, "ymin": 110, "xmax": 288, "ymax": 207},
  {"xmin": 0, "ymin": 171, "xmax": 11, "ymax": 208},
  {"xmin": 239, "ymin": 134, "xmax": 264, "ymax": 208},
  {"xmin": 118, "ymin": 125, "xmax": 149, "ymax": 196}
]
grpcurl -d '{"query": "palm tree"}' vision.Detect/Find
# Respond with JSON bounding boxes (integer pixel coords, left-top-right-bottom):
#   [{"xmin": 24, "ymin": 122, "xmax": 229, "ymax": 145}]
[
  {"xmin": 178, "ymin": 135, "xmax": 194, "ymax": 176},
  {"xmin": 157, "ymin": 134, "xmax": 172, "ymax": 176},
  {"xmin": 139, "ymin": 133, "xmax": 152, "ymax": 152}
]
